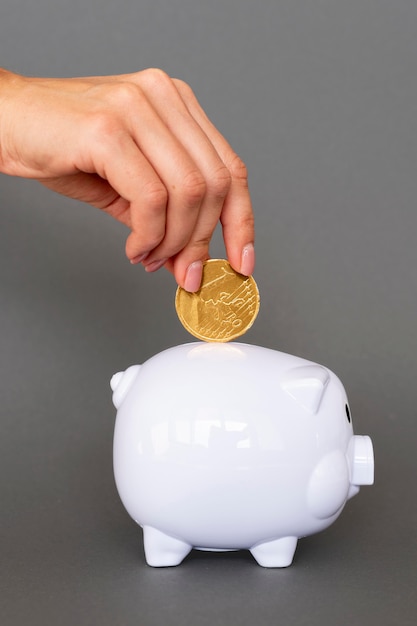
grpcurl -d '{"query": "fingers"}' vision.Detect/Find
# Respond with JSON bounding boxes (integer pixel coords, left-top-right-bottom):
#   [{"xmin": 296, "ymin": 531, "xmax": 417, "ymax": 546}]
[
  {"xmin": 7, "ymin": 69, "xmax": 255, "ymax": 292},
  {"xmin": 45, "ymin": 70, "xmax": 255, "ymax": 291},
  {"xmin": 131, "ymin": 70, "xmax": 255, "ymax": 289},
  {"xmin": 80, "ymin": 83, "xmax": 207, "ymax": 263},
  {"xmin": 172, "ymin": 78, "xmax": 255, "ymax": 281},
  {"xmin": 219, "ymin": 154, "xmax": 256, "ymax": 276},
  {"xmin": 87, "ymin": 126, "xmax": 169, "ymax": 258},
  {"xmin": 132, "ymin": 70, "xmax": 235, "ymax": 289}
]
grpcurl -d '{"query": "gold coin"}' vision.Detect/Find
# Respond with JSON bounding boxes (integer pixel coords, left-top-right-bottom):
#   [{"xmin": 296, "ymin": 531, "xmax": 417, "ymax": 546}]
[{"xmin": 175, "ymin": 259, "xmax": 260, "ymax": 342}]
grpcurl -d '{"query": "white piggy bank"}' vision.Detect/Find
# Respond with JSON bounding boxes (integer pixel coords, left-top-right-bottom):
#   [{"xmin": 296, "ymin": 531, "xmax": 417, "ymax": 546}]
[{"xmin": 111, "ymin": 342, "xmax": 374, "ymax": 568}]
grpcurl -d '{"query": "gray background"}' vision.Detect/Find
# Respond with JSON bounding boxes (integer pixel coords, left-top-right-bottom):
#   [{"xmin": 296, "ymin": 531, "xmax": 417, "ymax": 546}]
[{"xmin": 1, "ymin": 1, "xmax": 416, "ymax": 624}]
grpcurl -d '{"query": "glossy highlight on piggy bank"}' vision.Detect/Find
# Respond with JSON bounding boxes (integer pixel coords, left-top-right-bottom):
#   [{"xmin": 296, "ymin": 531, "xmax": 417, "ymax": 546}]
[{"xmin": 111, "ymin": 343, "xmax": 374, "ymax": 568}]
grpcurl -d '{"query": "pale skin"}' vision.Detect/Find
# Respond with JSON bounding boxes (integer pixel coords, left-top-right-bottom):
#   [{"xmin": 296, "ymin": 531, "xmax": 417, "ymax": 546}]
[{"xmin": 0, "ymin": 67, "xmax": 255, "ymax": 292}]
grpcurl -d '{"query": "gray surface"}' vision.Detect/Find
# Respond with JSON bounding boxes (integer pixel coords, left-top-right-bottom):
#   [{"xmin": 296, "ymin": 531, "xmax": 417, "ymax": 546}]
[{"xmin": 1, "ymin": 1, "xmax": 416, "ymax": 624}]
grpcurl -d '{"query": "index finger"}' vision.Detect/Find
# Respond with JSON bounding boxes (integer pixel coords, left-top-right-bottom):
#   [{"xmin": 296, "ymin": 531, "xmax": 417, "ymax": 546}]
[{"xmin": 173, "ymin": 79, "xmax": 255, "ymax": 277}]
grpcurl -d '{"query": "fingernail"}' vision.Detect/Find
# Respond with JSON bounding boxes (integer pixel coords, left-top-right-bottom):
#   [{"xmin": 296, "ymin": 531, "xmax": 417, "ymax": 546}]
[
  {"xmin": 183, "ymin": 260, "xmax": 203, "ymax": 292},
  {"xmin": 144, "ymin": 258, "xmax": 169, "ymax": 273},
  {"xmin": 240, "ymin": 243, "xmax": 255, "ymax": 276},
  {"xmin": 130, "ymin": 253, "xmax": 148, "ymax": 265}
]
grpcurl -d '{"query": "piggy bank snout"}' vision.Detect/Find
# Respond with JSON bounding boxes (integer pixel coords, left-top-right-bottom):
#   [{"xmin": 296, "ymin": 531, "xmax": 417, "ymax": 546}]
[{"xmin": 348, "ymin": 435, "xmax": 374, "ymax": 486}]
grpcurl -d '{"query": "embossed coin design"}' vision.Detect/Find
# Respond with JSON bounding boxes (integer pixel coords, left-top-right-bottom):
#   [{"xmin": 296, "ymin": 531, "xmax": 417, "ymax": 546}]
[{"xmin": 175, "ymin": 259, "xmax": 260, "ymax": 342}]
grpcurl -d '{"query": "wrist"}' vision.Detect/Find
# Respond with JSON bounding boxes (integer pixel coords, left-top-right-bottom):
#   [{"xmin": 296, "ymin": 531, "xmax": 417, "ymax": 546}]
[{"xmin": 0, "ymin": 69, "xmax": 27, "ymax": 174}]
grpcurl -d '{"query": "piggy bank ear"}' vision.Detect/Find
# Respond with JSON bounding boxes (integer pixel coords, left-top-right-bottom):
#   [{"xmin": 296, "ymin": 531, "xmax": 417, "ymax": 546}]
[
  {"xmin": 110, "ymin": 364, "xmax": 141, "ymax": 409},
  {"xmin": 281, "ymin": 365, "xmax": 330, "ymax": 414}
]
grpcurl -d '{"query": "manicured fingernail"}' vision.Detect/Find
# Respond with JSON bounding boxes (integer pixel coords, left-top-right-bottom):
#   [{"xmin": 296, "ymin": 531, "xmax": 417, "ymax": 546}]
[
  {"xmin": 144, "ymin": 258, "xmax": 169, "ymax": 273},
  {"xmin": 130, "ymin": 253, "xmax": 148, "ymax": 265},
  {"xmin": 183, "ymin": 260, "xmax": 203, "ymax": 292},
  {"xmin": 240, "ymin": 243, "xmax": 255, "ymax": 276}
]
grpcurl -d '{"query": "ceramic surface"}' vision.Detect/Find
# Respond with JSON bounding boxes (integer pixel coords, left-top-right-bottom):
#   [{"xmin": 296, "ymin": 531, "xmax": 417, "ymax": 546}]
[{"xmin": 112, "ymin": 343, "xmax": 374, "ymax": 567}]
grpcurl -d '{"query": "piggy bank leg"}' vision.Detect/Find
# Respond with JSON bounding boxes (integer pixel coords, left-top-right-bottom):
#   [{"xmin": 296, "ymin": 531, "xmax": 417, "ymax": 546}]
[
  {"xmin": 142, "ymin": 526, "xmax": 192, "ymax": 567},
  {"xmin": 250, "ymin": 536, "xmax": 298, "ymax": 568}
]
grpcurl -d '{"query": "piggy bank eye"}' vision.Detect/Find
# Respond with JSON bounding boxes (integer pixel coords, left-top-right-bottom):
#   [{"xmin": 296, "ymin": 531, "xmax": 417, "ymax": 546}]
[{"xmin": 345, "ymin": 404, "xmax": 351, "ymax": 423}]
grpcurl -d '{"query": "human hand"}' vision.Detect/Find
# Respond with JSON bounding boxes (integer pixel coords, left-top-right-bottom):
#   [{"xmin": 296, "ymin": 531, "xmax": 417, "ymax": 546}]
[{"xmin": 0, "ymin": 68, "xmax": 255, "ymax": 291}]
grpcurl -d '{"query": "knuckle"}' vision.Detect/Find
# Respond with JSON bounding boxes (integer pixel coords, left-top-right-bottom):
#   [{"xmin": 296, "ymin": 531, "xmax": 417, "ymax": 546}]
[
  {"xmin": 140, "ymin": 67, "xmax": 172, "ymax": 92},
  {"xmin": 241, "ymin": 212, "xmax": 255, "ymax": 232},
  {"xmin": 220, "ymin": 207, "xmax": 255, "ymax": 234},
  {"xmin": 181, "ymin": 170, "xmax": 207, "ymax": 206},
  {"xmin": 134, "ymin": 221, "xmax": 165, "ymax": 251},
  {"xmin": 106, "ymin": 81, "xmax": 142, "ymax": 109},
  {"xmin": 228, "ymin": 153, "xmax": 249, "ymax": 185},
  {"xmin": 207, "ymin": 165, "xmax": 232, "ymax": 199},
  {"xmin": 145, "ymin": 232, "xmax": 165, "ymax": 250},
  {"xmin": 142, "ymin": 180, "xmax": 168, "ymax": 212},
  {"xmin": 83, "ymin": 84, "xmax": 143, "ymax": 142},
  {"xmin": 84, "ymin": 111, "xmax": 118, "ymax": 145},
  {"xmin": 172, "ymin": 77, "xmax": 193, "ymax": 97},
  {"xmin": 189, "ymin": 234, "xmax": 212, "ymax": 252}
]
